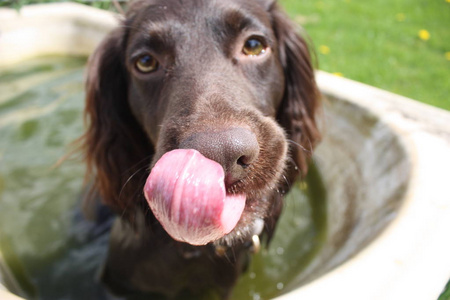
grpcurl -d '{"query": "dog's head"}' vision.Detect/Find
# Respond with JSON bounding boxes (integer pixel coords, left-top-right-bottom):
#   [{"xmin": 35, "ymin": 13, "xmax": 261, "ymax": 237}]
[{"xmin": 83, "ymin": 0, "xmax": 320, "ymax": 246}]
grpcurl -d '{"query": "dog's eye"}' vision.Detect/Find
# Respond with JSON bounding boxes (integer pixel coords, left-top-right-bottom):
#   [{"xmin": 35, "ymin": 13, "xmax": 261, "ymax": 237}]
[
  {"xmin": 242, "ymin": 38, "xmax": 266, "ymax": 56},
  {"xmin": 136, "ymin": 55, "xmax": 159, "ymax": 73}
]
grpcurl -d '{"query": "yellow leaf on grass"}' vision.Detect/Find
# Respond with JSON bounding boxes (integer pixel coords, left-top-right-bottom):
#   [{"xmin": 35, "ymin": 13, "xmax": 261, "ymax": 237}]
[
  {"xmin": 396, "ymin": 13, "xmax": 406, "ymax": 22},
  {"xmin": 319, "ymin": 45, "xmax": 330, "ymax": 55},
  {"xmin": 445, "ymin": 52, "xmax": 450, "ymax": 61},
  {"xmin": 418, "ymin": 29, "xmax": 430, "ymax": 41}
]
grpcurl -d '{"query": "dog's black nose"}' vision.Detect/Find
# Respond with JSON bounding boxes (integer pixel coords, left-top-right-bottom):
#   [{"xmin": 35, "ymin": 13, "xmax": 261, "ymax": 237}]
[{"xmin": 179, "ymin": 127, "xmax": 259, "ymax": 186}]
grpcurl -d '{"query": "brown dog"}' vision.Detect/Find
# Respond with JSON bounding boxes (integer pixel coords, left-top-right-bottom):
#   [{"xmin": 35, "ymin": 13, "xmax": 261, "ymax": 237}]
[{"xmin": 82, "ymin": 0, "xmax": 320, "ymax": 298}]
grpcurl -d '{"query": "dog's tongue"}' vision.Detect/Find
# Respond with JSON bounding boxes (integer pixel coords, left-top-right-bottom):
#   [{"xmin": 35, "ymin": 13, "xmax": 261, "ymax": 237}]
[{"xmin": 144, "ymin": 149, "xmax": 246, "ymax": 245}]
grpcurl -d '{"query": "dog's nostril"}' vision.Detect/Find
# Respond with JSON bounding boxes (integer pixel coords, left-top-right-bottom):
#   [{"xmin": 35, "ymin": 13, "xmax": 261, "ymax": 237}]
[{"xmin": 237, "ymin": 155, "xmax": 251, "ymax": 168}]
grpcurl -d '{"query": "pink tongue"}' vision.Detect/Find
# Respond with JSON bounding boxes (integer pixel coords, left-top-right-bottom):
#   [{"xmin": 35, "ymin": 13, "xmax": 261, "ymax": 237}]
[{"xmin": 144, "ymin": 149, "xmax": 246, "ymax": 245}]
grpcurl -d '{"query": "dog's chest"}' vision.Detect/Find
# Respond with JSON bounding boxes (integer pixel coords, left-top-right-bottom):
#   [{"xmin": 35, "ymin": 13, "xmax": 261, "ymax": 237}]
[{"xmin": 101, "ymin": 214, "xmax": 249, "ymax": 298}]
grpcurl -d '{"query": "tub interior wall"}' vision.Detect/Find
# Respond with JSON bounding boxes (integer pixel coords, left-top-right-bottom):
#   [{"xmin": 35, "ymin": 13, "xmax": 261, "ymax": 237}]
[
  {"xmin": 285, "ymin": 95, "xmax": 411, "ymax": 290},
  {"xmin": 0, "ymin": 4, "xmax": 116, "ymax": 67}
]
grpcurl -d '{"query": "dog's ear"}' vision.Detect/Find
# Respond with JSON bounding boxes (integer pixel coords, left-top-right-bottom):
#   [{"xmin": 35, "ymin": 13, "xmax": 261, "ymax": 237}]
[
  {"xmin": 82, "ymin": 27, "xmax": 152, "ymax": 218},
  {"xmin": 271, "ymin": 4, "xmax": 321, "ymax": 181}
]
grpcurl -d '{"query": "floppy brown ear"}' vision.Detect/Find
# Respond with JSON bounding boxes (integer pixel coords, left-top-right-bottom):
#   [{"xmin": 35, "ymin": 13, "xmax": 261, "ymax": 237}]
[
  {"xmin": 82, "ymin": 28, "xmax": 153, "ymax": 218},
  {"xmin": 271, "ymin": 3, "xmax": 321, "ymax": 181}
]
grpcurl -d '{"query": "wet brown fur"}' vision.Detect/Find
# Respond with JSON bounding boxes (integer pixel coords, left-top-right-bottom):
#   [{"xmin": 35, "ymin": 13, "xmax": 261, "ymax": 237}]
[{"xmin": 81, "ymin": 0, "xmax": 320, "ymax": 298}]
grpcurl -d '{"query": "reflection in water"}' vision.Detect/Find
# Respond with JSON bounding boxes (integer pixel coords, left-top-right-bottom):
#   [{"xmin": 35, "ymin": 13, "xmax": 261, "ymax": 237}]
[{"xmin": 0, "ymin": 56, "xmax": 326, "ymax": 300}]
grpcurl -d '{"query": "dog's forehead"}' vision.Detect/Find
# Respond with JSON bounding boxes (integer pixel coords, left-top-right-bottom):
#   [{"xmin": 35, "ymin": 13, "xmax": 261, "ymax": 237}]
[{"xmin": 129, "ymin": 0, "xmax": 273, "ymax": 35}]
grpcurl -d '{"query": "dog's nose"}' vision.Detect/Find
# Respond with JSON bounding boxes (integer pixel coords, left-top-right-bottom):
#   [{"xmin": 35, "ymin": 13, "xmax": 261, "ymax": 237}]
[{"xmin": 179, "ymin": 127, "xmax": 259, "ymax": 186}]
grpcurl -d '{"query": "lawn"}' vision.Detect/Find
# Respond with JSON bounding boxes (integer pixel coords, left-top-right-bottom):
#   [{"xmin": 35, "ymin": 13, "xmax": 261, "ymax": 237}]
[{"xmin": 280, "ymin": 0, "xmax": 450, "ymax": 110}]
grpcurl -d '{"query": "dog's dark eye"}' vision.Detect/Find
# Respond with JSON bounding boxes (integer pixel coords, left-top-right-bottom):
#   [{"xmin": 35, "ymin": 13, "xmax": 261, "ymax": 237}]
[
  {"xmin": 136, "ymin": 55, "xmax": 159, "ymax": 73},
  {"xmin": 242, "ymin": 38, "xmax": 266, "ymax": 56}
]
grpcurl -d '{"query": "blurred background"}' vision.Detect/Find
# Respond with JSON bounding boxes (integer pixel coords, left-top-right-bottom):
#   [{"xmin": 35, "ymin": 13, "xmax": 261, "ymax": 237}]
[
  {"xmin": 281, "ymin": 0, "xmax": 450, "ymax": 111},
  {"xmin": 1, "ymin": 0, "xmax": 449, "ymax": 110}
]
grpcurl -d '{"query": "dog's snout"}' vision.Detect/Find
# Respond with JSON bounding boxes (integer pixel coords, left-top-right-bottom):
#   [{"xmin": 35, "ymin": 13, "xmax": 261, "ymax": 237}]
[{"xmin": 180, "ymin": 127, "xmax": 259, "ymax": 186}]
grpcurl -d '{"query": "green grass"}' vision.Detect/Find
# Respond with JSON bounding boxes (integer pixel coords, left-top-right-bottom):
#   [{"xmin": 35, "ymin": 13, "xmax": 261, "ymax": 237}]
[
  {"xmin": 439, "ymin": 279, "xmax": 450, "ymax": 300},
  {"xmin": 280, "ymin": 0, "xmax": 450, "ymax": 110}
]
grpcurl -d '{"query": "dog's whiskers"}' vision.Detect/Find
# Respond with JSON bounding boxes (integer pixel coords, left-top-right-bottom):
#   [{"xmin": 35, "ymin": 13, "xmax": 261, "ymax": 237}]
[
  {"xmin": 281, "ymin": 174, "xmax": 290, "ymax": 192},
  {"xmin": 117, "ymin": 159, "xmax": 151, "ymax": 220},
  {"xmin": 286, "ymin": 156, "xmax": 299, "ymax": 171},
  {"xmin": 122, "ymin": 154, "xmax": 154, "ymax": 176},
  {"xmin": 287, "ymin": 139, "xmax": 310, "ymax": 153},
  {"xmin": 119, "ymin": 163, "xmax": 151, "ymax": 199}
]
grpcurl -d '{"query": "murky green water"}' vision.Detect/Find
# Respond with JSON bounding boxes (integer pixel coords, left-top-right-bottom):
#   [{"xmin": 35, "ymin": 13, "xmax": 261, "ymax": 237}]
[
  {"xmin": 0, "ymin": 56, "xmax": 327, "ymax": 300},
  {"xmin": 231, "ymin": 167, "xmax": 326, "ymax": 300}
]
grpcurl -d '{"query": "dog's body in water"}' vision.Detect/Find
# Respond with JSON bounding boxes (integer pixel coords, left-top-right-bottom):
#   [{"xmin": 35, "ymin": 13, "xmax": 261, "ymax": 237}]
[{"xmin": 82, "ymin": 0, "xmax": 320, "ymax": 298}]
